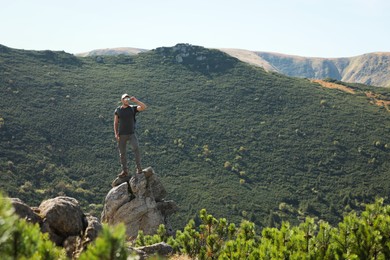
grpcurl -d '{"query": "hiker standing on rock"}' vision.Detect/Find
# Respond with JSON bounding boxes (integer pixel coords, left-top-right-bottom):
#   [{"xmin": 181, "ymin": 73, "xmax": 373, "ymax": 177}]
[{"xmin": 114, "ymin": 94, "xmax": 147, "ymax": 178}]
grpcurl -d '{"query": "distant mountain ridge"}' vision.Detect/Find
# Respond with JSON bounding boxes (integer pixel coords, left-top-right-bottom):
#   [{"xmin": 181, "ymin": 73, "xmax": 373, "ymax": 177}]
[
  {"xmin": 219, "ymin": 49, "xmax": 390, "ymax": 88},
  {"xmin": 76, "ymin": 47, "xmax": 147, "ymax": 57},
  {"xmin": 78, "ymin": 47, "xmax": 390, "ymax": 88}
]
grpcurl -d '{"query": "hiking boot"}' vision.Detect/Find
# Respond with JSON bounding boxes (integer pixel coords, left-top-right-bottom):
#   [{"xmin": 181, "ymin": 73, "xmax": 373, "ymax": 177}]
[{"xmin": 118, "ymin": 170, "xmax": 128, "ymax": 178}]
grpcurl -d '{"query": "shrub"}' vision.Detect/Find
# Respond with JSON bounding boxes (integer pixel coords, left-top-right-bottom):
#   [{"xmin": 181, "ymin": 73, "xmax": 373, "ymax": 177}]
[
  {"xmin": 79, "ymin": 223, "xmax": 128, "ymax": 260},
  {"xmin": 134, "ymin": 199, "xmax": 390, "ymax": 259}
]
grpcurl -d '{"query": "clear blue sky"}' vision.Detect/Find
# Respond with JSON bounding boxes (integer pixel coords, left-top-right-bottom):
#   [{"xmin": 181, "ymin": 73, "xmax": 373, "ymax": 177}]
[{"xmin": 1, "ymin": 0, "xmax": 389, "ymax": 58}]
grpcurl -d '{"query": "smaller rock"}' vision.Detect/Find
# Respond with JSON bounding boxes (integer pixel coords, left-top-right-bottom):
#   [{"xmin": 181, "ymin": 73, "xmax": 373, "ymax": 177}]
[
  {"xmin": 131, "ymin": 242, "xmax": 173, "ymax": 259},
  {"xmin": 130, "ymin": 173, "xmax": 148, "ymax": 198},
  {"xmin": 144, "ymin": 167, "xmax": 166, "ymax": 201},
  {"xmin": 83, "ymin": 215, "xmax": 102, "ymax": 245},
  {"xmin": 63, "ymin": 236, "xmax": 81, "ymax": 259},
  {"xmin": 111, "ymin": 174, "xmax": 131, "ymax": 187},
  {"xmin": 10, "ymin": 198, "xmax": 41, "ymax": 224},
  {"xmin": 72, "ymin": 215, "xmax": 103, "ymax": 258}
]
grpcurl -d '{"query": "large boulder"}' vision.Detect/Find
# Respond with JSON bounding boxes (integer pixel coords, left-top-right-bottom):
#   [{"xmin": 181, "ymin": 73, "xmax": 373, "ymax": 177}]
[
  {"xmin": 39, "ymin": 196, "xmax": 88, "ymax": 245},
  {"xmin": 102, "ymin": 167, "xmax": 177, "ymax": 238},
  {"xmin": 10, "ymin": 196, "xmax": 102, "ymax": 257}
]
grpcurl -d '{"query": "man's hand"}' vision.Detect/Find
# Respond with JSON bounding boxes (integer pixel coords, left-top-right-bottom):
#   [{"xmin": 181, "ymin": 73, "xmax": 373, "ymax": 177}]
[
  {"xmin": 130, "ymin": 96, "xmax": 147, "ymax": 111},
  {"xmin": 115, "ymin": 134, "xmax": 120, "ymax": 142}
]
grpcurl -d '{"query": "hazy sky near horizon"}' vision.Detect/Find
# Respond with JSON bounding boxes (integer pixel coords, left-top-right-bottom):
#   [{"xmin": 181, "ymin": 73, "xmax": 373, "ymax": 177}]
[{"xmin": 1, "ymin": 0, "xmax": 389, "ymax": 58}]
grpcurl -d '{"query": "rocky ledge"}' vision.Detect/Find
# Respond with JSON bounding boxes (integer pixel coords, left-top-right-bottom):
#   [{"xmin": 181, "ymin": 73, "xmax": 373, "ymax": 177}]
[
  {"xmin": 103, "ymin": 166, "xmax": 178, "ymax": 238},
  {"xmin": 10, "ymin": 166, "xmax": 177, "ymax": 258}
]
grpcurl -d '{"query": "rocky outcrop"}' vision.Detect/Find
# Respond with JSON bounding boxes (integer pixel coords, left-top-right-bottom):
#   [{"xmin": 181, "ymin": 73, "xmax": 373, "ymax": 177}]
[
  {"xmin": 102, "ymin": 167, "xmax": 178, "ymax": 239},
  {"xmin": 9, "ymin": 166, "xmax": 177, "ymax": 257},
  {"xmin": 10, "ymin": 196, "xmax": 102, "ymax": 258}
]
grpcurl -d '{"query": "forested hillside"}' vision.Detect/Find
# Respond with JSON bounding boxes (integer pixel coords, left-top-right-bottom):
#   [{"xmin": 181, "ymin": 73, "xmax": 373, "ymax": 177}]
[{"xmin": 0, "ymin": 43, "xmax": 389, "ymax": 230}]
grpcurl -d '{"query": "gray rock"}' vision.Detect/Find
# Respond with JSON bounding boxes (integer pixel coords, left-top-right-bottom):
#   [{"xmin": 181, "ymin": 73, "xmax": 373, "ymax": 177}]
[
  {"xmin": 10, "ymin": 198, "xmax": 42, "ymax": 224},
  {"xmin": 130, "ymin": 173, "xmax": 148, "ymax": 198},
  {"xmin": 101, "ymin": 182, "xmax": 131, "ymax": 223},
  {"xmin": 144, "ymin": 167, "xmax": 167, "ymax": 201},
  {"xmin": 63, "ymin": 236, "xmax": 81, "ymax": 258},
  {"xmin": 131, "ymin": 242, "xmax": 173, "ymax": 259},
  {"xmin": 72, "ymin": 215, "xmax": 103, "ymax": 258},
  {"xmin": 9, "ymin": 195, "xmax": 102, "ymax": 257},
  {"xmin": 39, "ymin": 196, "xmax": 87, "ymax": 245},
  {"xmin": 113, "ymin": 197, "xmax": 164, "ymax": 238},
  {"xmin": 111, "ymin": 174, "xmax": 131, "ymax": 187},
  {"xmin": 102, "ymin": 167, "xmax": 177, "ymax": 239},
  {"xmin": 84, "ymin": 215, "xmax": 102, "ymax": 245}
]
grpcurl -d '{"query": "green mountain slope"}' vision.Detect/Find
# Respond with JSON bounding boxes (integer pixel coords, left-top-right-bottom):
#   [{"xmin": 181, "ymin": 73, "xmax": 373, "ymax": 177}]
[{"xmin": 0, "ymin": 43, "xmax": 389, "ymax": 230}]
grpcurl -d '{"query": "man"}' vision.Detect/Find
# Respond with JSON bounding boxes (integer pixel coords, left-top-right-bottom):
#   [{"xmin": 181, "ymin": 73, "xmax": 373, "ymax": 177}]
[{"xmin": 114, "ymin": 94, "xmax": 147, "ymax": 177}]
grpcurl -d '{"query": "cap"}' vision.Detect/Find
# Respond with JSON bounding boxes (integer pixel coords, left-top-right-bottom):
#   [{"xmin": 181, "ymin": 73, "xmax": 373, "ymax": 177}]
[{"xmin": 121, "ymin": 93, "xmax": 130, "ymax": 100}]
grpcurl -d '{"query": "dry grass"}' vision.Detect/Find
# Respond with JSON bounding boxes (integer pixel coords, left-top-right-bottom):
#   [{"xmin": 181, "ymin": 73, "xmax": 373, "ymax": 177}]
[
  {"xmin": 365, "ymin": 91, "xmax": 390, "ymax": 111},
  {"xmin": 311, "ymin": 79, "xmax": 356, "ymax": 94},
  {"xmin": 312, "ymin": 79, "xmax": 389, "ymax": 112}
]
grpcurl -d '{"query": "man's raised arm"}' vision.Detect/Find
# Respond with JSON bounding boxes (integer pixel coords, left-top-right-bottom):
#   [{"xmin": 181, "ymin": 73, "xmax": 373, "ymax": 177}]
[{"xmin": 130, "ymin": 96, "xmax": 147, "ymax": 111}]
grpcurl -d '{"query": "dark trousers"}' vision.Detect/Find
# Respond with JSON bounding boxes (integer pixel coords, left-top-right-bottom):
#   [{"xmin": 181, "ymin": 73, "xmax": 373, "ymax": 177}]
[{"xmin": 118, "ymin": 134, "xmax": 141, "ymax": 173}]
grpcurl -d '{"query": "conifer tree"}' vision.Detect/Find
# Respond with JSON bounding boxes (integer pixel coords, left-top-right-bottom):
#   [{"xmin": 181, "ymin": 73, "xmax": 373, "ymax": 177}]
[{"xmin": 136, "ymin": 199, "xmax": 390, "ymax": 259}]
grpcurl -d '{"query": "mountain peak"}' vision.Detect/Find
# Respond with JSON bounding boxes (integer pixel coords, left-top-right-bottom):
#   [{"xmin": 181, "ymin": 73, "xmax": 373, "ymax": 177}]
[
  {"xmin": 75, "ymin": 47, "xmax": 148, "ymax": 57},
  {"xmin": 153, "ymin": 43, "xmax": 240, "ymax": 74}
]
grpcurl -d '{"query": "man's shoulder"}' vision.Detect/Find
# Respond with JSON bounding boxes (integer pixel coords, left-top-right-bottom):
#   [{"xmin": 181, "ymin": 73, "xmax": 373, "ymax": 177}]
[
  {"xmin": 130, "ymin": 105, "xmax": 139, "ymax": 113},
  {"xmin": 114, "ymin": 106, "xmax": 122, "ymax": 114},
  {"xmin": 115, "ymin": 106, "xmax": 137, "ymax": 114}
]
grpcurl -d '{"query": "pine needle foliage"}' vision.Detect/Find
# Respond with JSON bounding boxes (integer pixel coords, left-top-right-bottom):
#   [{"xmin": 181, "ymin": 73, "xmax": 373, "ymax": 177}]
[
  {"xmin": 136, "ymin": 199, "xmax": 390, "ymax": 259},
  {"xmin": 2, "ymin": 191, "xmax": 390, "ymax": 259},
  {"xmin": 78, "ymin": 223, "xmax": 129, "ymax": 260}
]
